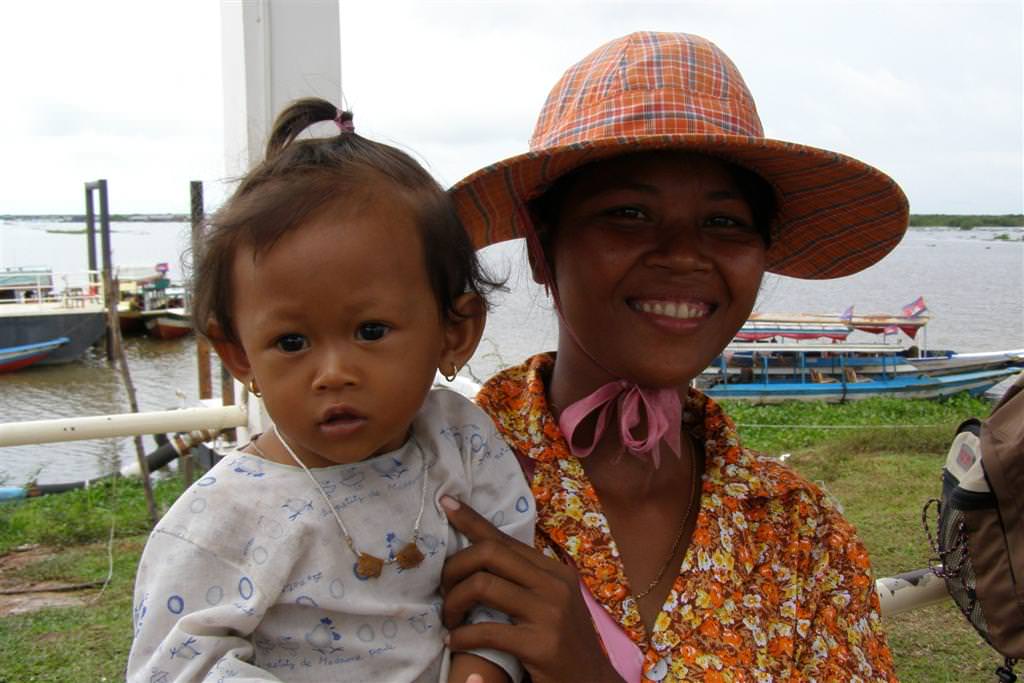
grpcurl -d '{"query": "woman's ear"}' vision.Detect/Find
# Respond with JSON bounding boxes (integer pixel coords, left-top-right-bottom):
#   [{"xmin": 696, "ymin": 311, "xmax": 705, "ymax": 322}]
[
  {"xmin": 207, "ymin": 321, "xmax": 252, "ymax": 383},
  {"xmin": 525, "ymin": 226, "xmax": 555, "ymax": 287},
  {"xmin": 439, "ymin": 293, "xmax": 486, "ymax": 375}
]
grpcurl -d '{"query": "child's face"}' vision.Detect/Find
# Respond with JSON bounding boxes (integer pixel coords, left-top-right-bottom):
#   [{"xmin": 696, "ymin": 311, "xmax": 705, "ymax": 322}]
[
  {"xmin": 548, "ymin": 152, "xmax": 767, "ymax": 389},
  {"xmin": 221, "ymin": 192, "xmax": 457, "ymax": 467}
]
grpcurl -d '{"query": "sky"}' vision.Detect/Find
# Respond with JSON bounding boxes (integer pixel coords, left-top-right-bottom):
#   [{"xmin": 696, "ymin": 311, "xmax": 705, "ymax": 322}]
[{"xmin": 0, "ymin": 0, "xmax": 1020, "ymax": 216}]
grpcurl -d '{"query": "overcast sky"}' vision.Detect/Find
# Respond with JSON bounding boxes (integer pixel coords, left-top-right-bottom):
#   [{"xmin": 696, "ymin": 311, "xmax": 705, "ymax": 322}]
[{"xmin": 0, "ymin": 0, "xmax": 1020, "ymax": 216}]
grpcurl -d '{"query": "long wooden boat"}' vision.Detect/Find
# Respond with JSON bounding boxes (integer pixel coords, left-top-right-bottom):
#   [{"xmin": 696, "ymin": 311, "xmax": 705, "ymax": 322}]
[
  {"xmin": 698, "ymin": 307, "xmax": 1024, "ymax": 402},
  {"xmin": 0, "ymin": 337, "xmax": 70, "ymax": 373}
]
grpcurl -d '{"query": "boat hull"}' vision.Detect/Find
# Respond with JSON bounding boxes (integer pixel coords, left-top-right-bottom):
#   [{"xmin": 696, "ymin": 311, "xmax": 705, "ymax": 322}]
[
  {"xmin": 145, "ymin": 312, "xmax": 192, "ymax": 340},
  {"xmin": 705, "ymin": 367, "xmax": 1023, "ymax": 404},
  {"xmin": 0, "ymin": 337, "xmax": 71, "ymax": 373},
  {"xmin": 0, "ymin": 308, "xmax": 106, "ymax": 365}
]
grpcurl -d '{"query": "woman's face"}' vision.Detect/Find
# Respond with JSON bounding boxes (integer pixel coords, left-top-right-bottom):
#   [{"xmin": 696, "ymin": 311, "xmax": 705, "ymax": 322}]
[{"xmin": 547, "ymin": 152, "xmax": 767, "ymax": 389}]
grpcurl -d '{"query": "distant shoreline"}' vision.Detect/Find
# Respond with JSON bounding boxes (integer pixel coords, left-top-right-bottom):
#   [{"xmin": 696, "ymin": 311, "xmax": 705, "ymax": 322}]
[{"xmin": 2, "ymin": 213, "xmax": 1023, "ymax": 229}]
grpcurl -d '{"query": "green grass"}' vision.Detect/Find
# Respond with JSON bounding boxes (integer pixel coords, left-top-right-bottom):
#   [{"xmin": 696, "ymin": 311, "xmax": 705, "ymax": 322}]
[
  {"xmin": 0, "ymin": 477, "xmax": 185, "ymax": 554},
  {"xmin": 0, "ymin": 396, "xmax": 1010, "ymax": 681},
  {"xmin": 0, "ymin": 538, "xmax": 145, "ymax": 682},
  {"xmin": 726, "ymin": 395, "xmax": 1004, "ymax": 682}
]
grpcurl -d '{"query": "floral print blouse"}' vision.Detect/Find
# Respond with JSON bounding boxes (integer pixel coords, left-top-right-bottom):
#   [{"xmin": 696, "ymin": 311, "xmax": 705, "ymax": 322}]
[{"xmin": 477, "ymin": 354, "xmax": 897, "ymax": 683}]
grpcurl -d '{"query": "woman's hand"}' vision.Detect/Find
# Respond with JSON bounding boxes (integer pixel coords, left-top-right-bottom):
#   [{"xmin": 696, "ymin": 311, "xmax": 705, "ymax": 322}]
[{"xmin": 440, "ymin": 496, "xmax": 626, "ymax": 683}]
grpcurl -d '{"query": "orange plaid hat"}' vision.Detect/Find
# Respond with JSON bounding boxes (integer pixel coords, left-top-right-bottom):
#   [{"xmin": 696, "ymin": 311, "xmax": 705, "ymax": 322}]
[{"xmin": 451, "ymin": 31, "xmax": 909, "ymax": 279}]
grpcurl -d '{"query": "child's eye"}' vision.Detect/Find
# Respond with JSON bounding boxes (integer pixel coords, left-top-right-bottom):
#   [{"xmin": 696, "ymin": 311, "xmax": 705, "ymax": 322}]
[
  {"xmin": 275, "ymin": 334, "xmax": 308, "ymax": 353},
  {"xmin": 356, "ymin": 322, "xmax": 390, "ymax": 342}
]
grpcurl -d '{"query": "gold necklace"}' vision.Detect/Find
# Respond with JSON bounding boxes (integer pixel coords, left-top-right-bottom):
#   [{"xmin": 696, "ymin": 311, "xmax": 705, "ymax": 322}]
[
  {"xmin": 632, "ymin": 437, "xmax": 700, "ymax": 601},
  {"xmin": 253, "ymin": 425, "xmax": 429, "ymax": 579}
]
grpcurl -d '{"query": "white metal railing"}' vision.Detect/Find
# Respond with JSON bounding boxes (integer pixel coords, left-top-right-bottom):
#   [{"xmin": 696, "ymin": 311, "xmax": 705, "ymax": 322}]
[
  {"xmin": 0, "ymin": 405, "xmax": 247, "ymax": 448},
  {"xmin": 0, "ymin": 269, "xmax": 105, "ymax": 308}
]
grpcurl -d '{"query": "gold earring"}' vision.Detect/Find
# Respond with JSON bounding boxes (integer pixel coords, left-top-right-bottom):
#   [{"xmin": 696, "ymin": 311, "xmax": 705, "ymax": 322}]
[
  {"xmin": 247, "ymin": 377, "xmax": 262, "ymax": 398},
  {"xmin": 442, "ymin": 364, "xmax": 459, "ymax": 382}
]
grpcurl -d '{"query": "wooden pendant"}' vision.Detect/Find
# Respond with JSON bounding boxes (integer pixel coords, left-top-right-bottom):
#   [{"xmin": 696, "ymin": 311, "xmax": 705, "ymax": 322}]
[
  {"xmin": 356, "ymin": 553, "xmax": 384, "ymax": 579},
  {"xmin": 396, "ymin": 542, "xmax": 425, "ymax": 569}
]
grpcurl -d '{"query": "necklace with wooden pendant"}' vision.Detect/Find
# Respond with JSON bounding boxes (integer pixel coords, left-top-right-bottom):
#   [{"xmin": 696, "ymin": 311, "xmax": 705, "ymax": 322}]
[{"xmin": 270, "ymin": 424, "xmax": 428, "ymax": 578}]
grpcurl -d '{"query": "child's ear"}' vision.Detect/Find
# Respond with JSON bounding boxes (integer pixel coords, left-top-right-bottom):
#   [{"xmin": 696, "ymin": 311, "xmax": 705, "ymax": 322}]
[
  {"xmin": 207, "ymin": 321, "xmax": 252, "ymax": 383},
  {"xmin": 439, "ymin": 293, "xmax": 486, "ymax": 375}
]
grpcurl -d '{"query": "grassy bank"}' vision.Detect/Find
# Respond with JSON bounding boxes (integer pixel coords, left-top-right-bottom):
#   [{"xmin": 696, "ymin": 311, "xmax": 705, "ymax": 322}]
[
  {"xmin": 0, "ymin": 395, "xmax": 1005, "ymax": 681},
  {"xmin": 908, "ymin": 213, "xmax": 1024, "ymax": 229}
]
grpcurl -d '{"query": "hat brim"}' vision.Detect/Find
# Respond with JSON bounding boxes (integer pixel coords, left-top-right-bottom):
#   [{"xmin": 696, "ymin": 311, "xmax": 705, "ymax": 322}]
[{"xmin": 451, "ymin": 135, "xmax": 909, "ymax": 280}]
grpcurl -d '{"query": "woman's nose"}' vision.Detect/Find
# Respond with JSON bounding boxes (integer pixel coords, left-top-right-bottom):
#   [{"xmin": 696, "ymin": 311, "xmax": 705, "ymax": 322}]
[{"xmin": 643, "ymin": 223, "xmax": 712, "ymax": 271}]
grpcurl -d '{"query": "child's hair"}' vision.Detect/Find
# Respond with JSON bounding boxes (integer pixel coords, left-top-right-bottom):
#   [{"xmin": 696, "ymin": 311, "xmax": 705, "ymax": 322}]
[{"xmin": 191, "ymin": 97, "xmax": 500, "ymax": 343}]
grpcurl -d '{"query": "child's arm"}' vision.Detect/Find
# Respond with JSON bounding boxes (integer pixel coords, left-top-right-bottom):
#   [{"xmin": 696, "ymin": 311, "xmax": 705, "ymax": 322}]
[
  {"xmin": 448, "ymin": 652, "xmax": 511, "ymax": 683},
  {"xmin": 434, "ymin": 390, "xmax": 538, "ymax": 682}
]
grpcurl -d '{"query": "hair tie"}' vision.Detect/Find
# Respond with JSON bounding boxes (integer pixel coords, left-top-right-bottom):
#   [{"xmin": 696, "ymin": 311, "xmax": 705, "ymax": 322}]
[{"xmin": 335, "ymin": 109, "xmax": 355, "ymax": 133}]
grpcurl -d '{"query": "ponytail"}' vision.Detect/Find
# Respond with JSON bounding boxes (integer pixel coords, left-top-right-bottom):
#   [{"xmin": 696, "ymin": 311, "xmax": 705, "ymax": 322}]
[{"xmin": 265, "ymin": 97, "xmax": 350, "ymax": 158}]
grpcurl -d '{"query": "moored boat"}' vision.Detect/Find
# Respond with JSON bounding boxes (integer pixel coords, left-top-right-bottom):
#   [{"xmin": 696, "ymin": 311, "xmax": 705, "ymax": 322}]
[
  {"xmin": 698, "ymin": 302, "xmax": 1024, "ymax": 403},
  {"xmin": 144, "ymin": 308, "xmax": 192, "ymax": 340},
  {"xmin": 0, "ymin": 337, "xmax": 70, "ymax": 373},
  {"xmin": 0, "ymin": 268, "xmax": 107, "ymax": 365}
]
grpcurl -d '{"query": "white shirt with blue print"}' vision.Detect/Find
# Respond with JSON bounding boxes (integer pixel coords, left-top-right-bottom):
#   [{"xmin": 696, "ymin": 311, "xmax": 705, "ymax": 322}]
[{"xmin": 127, "ymin": 388, "xmax": 535, "ymax": 683}]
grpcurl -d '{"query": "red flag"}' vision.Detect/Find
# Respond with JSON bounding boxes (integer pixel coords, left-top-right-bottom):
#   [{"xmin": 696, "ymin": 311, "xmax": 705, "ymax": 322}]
[{"xmin": 902, "ymin": 296, "xmax": 927, "ymax": 317}]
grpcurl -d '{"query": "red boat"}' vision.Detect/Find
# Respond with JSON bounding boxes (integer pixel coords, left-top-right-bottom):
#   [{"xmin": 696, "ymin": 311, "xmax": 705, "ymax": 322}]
[
  {"xmin": 144, "ymin": 309, "xmax": 192, "ymax": 340},
  {"xmin": 0, "ymin": 337, "xmax": 70, "ymax": 373}
]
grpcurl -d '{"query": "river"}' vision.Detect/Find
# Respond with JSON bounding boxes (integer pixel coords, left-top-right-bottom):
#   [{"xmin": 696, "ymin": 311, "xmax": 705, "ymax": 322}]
[{"xmin": 1, "ymin": 220, "xmax": 1021, "ymax": 484}]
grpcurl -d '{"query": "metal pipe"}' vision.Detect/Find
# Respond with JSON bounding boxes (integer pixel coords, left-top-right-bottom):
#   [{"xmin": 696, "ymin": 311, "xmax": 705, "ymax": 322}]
[
  {"xmin": 876, "ymin": 567, "xmax": 949, "ymax": 618},
  {"xmin": 0, "ymin": 405, "xmax": 247, "ymax": 448}
]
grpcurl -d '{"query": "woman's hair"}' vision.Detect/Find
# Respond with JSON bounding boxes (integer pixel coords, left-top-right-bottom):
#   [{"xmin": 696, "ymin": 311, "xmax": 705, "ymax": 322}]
[
  {"xmin": 191, "ymin": 97, "xmax": 500, "ymax": 343},
  {"xmin": 528, "ymin": 151, "xmax": 778, "ymax": 266}
]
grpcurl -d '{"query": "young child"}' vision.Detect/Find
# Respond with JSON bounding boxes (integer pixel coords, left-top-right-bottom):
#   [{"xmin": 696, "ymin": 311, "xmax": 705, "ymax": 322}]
[{"xmin": 126, "ymin": 98, "xmax": 534, "ymax": 683}]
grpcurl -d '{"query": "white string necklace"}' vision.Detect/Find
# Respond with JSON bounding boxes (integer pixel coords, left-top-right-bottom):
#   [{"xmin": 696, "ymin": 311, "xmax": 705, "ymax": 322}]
[{"xmin": 267, "ymin": 424, "xmax": 430, "ymax": 579}]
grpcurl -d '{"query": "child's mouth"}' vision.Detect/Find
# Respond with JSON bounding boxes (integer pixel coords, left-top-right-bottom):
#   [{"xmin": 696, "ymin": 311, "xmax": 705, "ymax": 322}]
[{"xmin": 319, "ymin": 406, "xmax": 367, "ymax": 434}]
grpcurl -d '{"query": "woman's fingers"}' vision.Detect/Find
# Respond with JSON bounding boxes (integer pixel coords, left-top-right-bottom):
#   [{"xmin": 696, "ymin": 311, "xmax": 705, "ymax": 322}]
[{"xmin": 441, "ymin": 561, "xmax": 542, "ymax": 628}]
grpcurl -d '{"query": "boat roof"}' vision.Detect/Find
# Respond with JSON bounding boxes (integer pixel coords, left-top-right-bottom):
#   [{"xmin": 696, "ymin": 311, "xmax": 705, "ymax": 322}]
[
  {"xmin": 724, "ymin": 341, "xmax": 911, "ymax": 354},
  {"xmin": 748, "ymin": 312, "xmax": 929, "ymax": 328}
]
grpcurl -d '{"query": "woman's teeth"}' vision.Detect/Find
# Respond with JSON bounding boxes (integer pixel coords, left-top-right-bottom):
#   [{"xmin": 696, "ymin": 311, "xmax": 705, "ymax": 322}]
[{"xmin": 632, "ymin": 300, "xmax": 707, "ymax": 319}]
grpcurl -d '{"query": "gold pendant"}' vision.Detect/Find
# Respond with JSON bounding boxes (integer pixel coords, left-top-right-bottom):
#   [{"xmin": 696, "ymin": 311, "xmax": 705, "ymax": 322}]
[
  {"xmin": 356, "ymin": 553, "xmax": 384, "ymax": 579},
  {"xmin": 396, "ymin": 542, "xmax": 425, "ymax": 569}
]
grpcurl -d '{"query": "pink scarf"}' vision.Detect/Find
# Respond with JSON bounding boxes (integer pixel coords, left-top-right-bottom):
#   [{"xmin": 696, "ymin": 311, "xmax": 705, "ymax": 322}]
[{"xmin": 557, "ymin": 380, "xmax": 682, "ymax": 468}]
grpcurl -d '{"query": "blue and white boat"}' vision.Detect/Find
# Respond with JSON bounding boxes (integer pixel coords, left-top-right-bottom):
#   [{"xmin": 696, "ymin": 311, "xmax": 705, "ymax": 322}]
[{"xmin": 698, "ymin": 310, "xmax": 1024, "ymax": 403}]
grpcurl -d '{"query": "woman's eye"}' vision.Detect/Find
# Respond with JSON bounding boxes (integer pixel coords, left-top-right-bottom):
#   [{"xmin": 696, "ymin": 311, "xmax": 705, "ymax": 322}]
[
  {"xmin": 705, "ymin": 215, "xmax": 760, "ymax": 236},
  {"xmin": 356, "ymin": 322, "xmax": 390, "ymax": 342},
  {"xmin": 607, "ymin": 206, "xmax": 647, "ymax": 220},
  {"xmin": 275, "ymin": 334, "xmax": 308, "ymax": 353}
]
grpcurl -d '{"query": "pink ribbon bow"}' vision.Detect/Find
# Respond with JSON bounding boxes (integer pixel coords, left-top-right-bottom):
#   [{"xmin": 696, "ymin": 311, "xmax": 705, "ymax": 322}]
[{"xmin": 558, "ymin": 380, "xmax": 682, "ymax": 468}]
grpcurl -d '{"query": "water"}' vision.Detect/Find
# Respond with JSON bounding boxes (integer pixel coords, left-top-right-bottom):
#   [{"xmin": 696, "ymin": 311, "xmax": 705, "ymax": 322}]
[{"xmin": 1, "ymin": 220, "xmax": 1022, "ymax": 484}]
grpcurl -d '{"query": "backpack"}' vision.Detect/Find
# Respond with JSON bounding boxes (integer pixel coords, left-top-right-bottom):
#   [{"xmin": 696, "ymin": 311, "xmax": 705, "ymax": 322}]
[{"xmin": 929, "ymin": 373, "xmax": 1024, "ymax": 680}]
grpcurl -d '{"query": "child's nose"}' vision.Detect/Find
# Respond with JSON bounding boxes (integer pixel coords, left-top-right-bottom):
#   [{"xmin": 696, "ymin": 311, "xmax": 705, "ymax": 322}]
[{"xmin": 313, "ymin": 346, "xmax": 359, "ymax": 390}]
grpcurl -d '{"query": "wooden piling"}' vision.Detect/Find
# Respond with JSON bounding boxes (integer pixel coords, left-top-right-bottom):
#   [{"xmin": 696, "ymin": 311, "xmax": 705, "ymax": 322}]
[{"xmin": 85, "ymin": 179, "xmax": 160, "ymax": 526}]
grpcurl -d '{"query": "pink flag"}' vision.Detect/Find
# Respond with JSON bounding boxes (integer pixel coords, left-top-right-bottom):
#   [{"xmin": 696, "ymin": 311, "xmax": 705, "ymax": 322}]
[{"xmin": 902, "ymin": 296, "xmax": 927, "ymax": 317}]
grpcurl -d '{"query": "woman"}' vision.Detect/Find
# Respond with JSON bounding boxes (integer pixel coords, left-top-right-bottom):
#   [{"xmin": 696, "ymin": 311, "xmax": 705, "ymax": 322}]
[{"xmin": 440, "ymin": 32, "xmax": 906, "ymax": 682}]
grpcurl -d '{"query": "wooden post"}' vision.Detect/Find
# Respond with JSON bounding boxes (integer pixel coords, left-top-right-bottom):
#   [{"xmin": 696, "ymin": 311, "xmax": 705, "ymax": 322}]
[
  {"xmin": 86, "ymin": 178, "xmax": 160, "ymax": 526},
  {"xmin": 186, "ymin": 180, "xmax": 210, "ymax": 486},
  {"xmin": 84, "ymin": 188, "xmax": 97, "ymax": 286},
  {"xmin": 221, "ymin": 362, "xmax": 237, "ymax": 444},
  {"xmin": 192, "ymin": 180, "xmax": 212, "ymax": 403},
  {"xmin": 97, "ymin": 179, "xmax": 115, "ymax": 363}
]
